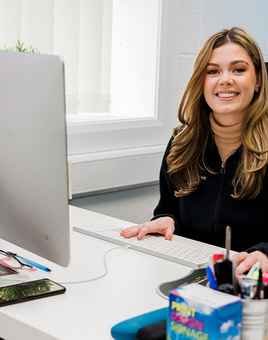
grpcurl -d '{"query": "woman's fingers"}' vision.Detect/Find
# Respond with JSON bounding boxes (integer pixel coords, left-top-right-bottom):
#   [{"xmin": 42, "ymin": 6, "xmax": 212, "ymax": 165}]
[
  {"xmin": 232, "ymin": 252, "xmax": 248, "ymax": 267},
  {"xmin": 137, "ymin": 219, "xmax": 175, "ymax": 240},
  {"xmin": 235, "ymin": 251, "xmax": 268, "ymax": 276},
  {"xmin": 120, "ymin": 217, "xmax": 175, "ymax": 240},
  {"xmin": 236, "ymin": 255, "xmax": 256, "ymax": 275},
  {"xmin": 137, "ymin": 222, "xmax": 159, "ymax": 240},
  {"xmin": 164, "ymin": 225, "xmax": 174, "ymax": 240},
  {"xmin": 120, "ymin": 226, "xmax": 140, "ymax": 238},
  {"xmin": 137, "ymin": 227, "xmax": 149, "ymax": 240},
  {"xmin": 120, "ymin": 223, "xmax": 157, "ymax": 239}
]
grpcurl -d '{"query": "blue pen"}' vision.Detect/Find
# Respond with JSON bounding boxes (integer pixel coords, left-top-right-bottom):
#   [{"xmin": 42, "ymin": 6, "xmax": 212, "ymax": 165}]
[{"xmin": 17, "ymin": 255, "xmax": 51, "ymax": 272}]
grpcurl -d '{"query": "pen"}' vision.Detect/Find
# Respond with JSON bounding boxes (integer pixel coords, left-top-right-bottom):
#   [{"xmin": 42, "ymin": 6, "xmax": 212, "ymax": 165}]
[{"xmin": 17, "ymin": 255, "xmax": 51, "ymax": 272}]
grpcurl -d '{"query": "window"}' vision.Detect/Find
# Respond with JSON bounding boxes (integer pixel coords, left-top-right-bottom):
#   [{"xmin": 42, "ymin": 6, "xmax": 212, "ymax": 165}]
[
  {"xmin": 0, "ymin": 0, "xmax": 160, "ymax": 119},
  {"xmin": 0, "ymin": 0, "xmax": 173, "ymax": 195}
]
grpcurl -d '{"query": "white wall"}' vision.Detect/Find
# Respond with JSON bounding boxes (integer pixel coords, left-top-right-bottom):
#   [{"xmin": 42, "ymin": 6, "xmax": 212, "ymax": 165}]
[{"xmin": 169, "ymin": 0, "xmax": 268, "ymax": 107}]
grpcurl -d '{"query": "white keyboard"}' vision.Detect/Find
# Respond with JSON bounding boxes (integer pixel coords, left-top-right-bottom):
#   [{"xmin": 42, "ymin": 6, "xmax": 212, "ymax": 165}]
[{"xmin": 74, "ymin": 226, "xmax": 237, "ymax": 269}]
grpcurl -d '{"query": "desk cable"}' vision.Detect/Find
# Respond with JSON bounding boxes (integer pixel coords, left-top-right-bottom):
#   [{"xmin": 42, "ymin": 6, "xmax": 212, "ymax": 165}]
[
  {"xmin": 0, "ymin": 245, "xmax": 166, "ymax": 300},
  {"xmin": 59, "ymin": 245, "xmax": 130, "ymax": 285},
  {"xmin": 0, "ymin": 246, "xmax": 130, "ymax": 286}
]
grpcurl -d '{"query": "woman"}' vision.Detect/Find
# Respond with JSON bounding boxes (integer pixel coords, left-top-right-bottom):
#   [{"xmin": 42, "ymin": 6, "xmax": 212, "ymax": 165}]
[{"xmin": 121, "ymin": 27, "xmax": 268, "ymax": 275}]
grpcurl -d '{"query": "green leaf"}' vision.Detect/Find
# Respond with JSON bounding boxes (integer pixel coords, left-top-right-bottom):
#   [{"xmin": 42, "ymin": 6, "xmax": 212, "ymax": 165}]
[{"xmin": 0, "ymin": 40, "xmax": 39, "ymax": 54}]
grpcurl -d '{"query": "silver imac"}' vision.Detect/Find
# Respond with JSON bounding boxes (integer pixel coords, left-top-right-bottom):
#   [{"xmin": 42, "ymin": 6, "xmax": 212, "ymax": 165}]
[{"xmin": 0, "ymin": 51, "xmax": 70, "ymax": 266}]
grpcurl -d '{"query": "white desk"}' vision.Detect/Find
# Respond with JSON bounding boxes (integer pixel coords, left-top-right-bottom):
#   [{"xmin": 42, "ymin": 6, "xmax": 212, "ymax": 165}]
[{"xmin": 0, "ymin": 206, "xmax": 191, "ymax": 340}]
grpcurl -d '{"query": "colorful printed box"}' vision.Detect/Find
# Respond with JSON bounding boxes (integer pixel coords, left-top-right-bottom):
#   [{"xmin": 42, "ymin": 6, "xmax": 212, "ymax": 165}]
[{"xmin": 167, "ymin": 283, "xmax": 242, "ymax": 340}]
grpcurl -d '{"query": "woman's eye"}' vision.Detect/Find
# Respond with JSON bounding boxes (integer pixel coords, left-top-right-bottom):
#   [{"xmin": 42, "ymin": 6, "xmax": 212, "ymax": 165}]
[
  {"xmin": 233, "ymin": 68, "xmax": 246, "ymax": 74},
  {"xmin": 206, "ymin": 69, "xmax": 218, "ymax": 75}
]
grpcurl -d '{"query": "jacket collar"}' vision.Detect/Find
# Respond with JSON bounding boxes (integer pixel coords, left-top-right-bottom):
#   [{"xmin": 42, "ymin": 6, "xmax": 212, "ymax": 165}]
[{"xmin": 203, "ymin": 131, "xmax": 242, "ymax": 173}]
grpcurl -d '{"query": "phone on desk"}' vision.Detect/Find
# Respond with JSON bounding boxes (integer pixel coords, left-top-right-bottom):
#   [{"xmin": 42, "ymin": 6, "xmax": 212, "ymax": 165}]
[{"xmin": 0, "ymin": 278, "xmax": 66, "ymax": 307}]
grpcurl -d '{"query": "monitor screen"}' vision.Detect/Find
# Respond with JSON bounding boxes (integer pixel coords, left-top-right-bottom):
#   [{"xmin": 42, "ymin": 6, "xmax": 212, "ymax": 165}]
[{"xmin": 0, "ymin": 51, "xmax": 70, "ymax": 266}]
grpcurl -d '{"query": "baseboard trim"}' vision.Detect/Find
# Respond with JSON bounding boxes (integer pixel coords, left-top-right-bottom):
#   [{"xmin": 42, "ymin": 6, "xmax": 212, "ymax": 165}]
[
  {"xmin": 71, "ymin": 180, "xmax": 159, "ymax": 199},
  {"xmin": 69, "ymin": 146, "xmax": 164, "ymax": 195}
]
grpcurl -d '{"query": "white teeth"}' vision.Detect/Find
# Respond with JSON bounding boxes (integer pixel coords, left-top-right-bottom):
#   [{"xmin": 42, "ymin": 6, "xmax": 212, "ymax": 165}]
[{"xmin": 217, "ymin": 92, "xmax": 238, "ymax": 98}]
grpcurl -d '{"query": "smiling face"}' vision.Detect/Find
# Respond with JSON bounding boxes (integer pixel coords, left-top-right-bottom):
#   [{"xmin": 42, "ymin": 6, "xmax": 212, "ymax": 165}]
[{"xmin": 203, "ymin": 42, "xmax": 259, "ymax": 125}]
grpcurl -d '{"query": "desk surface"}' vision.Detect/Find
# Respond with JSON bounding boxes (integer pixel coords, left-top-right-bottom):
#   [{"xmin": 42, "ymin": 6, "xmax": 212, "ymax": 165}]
[{"xmin": 0, "ymin": 206, "xmax": 191, "ymax": 340}]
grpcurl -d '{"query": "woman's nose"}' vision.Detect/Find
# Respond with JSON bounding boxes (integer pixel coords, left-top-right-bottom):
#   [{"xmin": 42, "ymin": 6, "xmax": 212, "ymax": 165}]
[{"xmin": 218, "ymin": 71, "xmax": 234, "ymax": 85}]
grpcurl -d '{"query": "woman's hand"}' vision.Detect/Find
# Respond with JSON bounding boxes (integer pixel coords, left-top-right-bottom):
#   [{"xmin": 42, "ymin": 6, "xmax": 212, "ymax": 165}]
[
  {"xmin": 232, "ymin": 251, "xmax": 268, "ymax": 276},
  {"xmin": 120, "ymin": 216, "xmax": 175, "ymax": 240}
]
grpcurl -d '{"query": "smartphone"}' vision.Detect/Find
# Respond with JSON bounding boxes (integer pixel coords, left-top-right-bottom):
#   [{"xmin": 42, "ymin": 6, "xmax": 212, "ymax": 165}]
[{"xmin": 0, "ymin": 278, "xmax": 66, "ymax": 307}]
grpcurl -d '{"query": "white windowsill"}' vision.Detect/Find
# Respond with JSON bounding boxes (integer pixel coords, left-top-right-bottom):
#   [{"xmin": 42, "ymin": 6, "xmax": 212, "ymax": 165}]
[{"xmin": 67, "ymin": 113, "xmax": 163, "ymax": 134}]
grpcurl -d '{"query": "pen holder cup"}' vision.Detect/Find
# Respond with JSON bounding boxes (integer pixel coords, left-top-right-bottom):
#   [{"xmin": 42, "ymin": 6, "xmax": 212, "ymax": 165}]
[{"xmin": 242, "ymin": 299, "xmax": 268, "ymax": 340}]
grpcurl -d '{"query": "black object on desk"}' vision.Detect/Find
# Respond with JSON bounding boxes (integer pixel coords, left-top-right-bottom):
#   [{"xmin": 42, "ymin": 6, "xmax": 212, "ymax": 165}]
[
  {"xmin": 158, "ymin": 267, "xmax": 207, "ymax": 298},
  {"xmin": 214, "ymin": 226, "xmax": 233, "ymax": 289},
  {"xmin": 136, "ymin": 320, "xmax": 166, "ymax": 340}
]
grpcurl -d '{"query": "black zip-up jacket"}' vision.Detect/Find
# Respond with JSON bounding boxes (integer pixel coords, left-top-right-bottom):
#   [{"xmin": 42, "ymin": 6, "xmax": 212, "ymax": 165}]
[{"xmin": 153, "ymin": 135, "xmax": 268, "ymax": 255}]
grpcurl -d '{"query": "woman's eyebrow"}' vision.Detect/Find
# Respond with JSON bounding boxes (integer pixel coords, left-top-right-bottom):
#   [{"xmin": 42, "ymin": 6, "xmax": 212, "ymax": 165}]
[
  {"xmin": 230, "ymin": 60, "xmax": 249, "ymax": 66},
  {"xmin": 207, "ymin": 60, "xmax": 249, "ymax": 67},
  {"xmin": 206, "ymin": 63, "xmax": 219, "ymax": 67}
]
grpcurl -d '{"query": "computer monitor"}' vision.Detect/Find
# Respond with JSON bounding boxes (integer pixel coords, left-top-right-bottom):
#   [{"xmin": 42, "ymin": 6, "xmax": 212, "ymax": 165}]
[{"xmin": 0, "ymin": 51, "xmax": 70, "ymax": 266}]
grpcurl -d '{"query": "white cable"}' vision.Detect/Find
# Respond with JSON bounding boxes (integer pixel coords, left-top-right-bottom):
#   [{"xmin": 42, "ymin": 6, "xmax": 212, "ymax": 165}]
[
  {"xmin": 59, "ymin": 245, "xmax": 129, "ymax": 285},
  {"xmin": 0, "ymin": 246, "xmax": 130, "ymax": 286}
]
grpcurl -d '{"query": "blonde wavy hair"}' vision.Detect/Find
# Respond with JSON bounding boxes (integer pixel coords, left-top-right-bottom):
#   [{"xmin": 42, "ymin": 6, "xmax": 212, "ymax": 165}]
[{"xmin": 167, "ymin": 27, "xmax": 268, "ymax": 199}]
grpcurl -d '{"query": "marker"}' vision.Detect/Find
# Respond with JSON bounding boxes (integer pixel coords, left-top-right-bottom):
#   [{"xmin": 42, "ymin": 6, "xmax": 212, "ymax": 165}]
[
  {"xmin": 17, "ymin": 255, "xmax": 51, "ymax": 272},
  {"xmin": 254, "ymin": 268, "xmax": 263, "ymax": 299},
  {"xmin": 214, "ymin": 226, "xmax": 233, "ymax": 286},
  {"xmin": 212, "ymin": 253, "xmax": 224, "ymax": 267},
  {"xmin": 207, "ymin": 253, "xmax": 224, "ymax": 290},
  {"xmin": 262, "ymin": 272, "xmax": 268, "ymax": 299}
]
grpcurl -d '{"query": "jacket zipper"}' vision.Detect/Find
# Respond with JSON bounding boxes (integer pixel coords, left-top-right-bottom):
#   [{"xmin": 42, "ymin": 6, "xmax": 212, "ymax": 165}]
[{"xmin": 213, "ymin": 161, "xmax": 225, "ymax": 232}]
